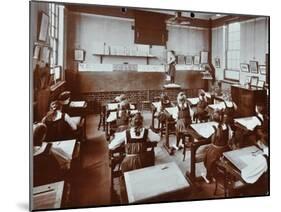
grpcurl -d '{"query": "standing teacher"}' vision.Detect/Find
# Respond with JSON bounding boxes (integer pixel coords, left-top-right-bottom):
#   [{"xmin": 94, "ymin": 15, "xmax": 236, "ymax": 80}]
[{"xmin": 167, "ymin": 50, "xmax": 176, "ymax": 83}]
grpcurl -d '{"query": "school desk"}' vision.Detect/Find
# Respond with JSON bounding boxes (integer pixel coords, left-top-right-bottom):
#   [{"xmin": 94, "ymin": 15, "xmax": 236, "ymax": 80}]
[{"xmin": 124, "ymin": 162, "xmax": 190, "ymax": 203}]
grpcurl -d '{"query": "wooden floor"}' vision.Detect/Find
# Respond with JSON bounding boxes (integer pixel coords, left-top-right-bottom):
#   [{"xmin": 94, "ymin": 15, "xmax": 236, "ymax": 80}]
[{"xmin": 66, "ymin": 110, "xmax": 229, "ymax": 208}]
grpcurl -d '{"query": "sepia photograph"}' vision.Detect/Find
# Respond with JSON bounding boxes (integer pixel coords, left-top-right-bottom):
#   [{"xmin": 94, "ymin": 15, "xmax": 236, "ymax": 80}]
[{"xmin": 30, "ymin": 0, "xmax": 270, "ymax": 211}]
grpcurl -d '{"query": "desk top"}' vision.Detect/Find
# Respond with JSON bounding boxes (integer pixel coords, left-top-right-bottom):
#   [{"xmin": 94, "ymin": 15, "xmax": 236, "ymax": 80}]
[
  {"xmin": 69, "ymin": 101, "xmax": 87, "ymax": 108},
  {"xmin": 33, "ymin": 181, "xmax": 64, "ymax": 210},
  {"xmin": 165, "ymin": 106, "xmax": 179, "ymax": 120},
  {"xmin": 223, "ymin": 146, "xmax": 261, "ymax": 171},
  {"xmin": 187, "ymin": 97, "xmax": 199, "ymax": 106},
  {"xmin": 234, "ymin": 116, "xmax": 261, "ymax": 131},
  {"xmin": 124, "ymin": 162, "xmax": 190, "ymax": 203},
  {"xmin": 152, "ymin": 102, "xmax": 161, "ymax": 112},
  {"xmin": 51, "ymin": 139, "xmax": 76, "ymax": 161},
  {"xmin": 70, "ymin": 116, "xmax": 82, "ymax": 126},
  {"xmin": 208, "ymin": 101, "xmax": 234, "ymax": 111},
  {"xmin": 190, "ymin": 121, "xmax": 218, "ymax": 139},
  {"xmin": 106, "ymin": 110, "xmax": 139, "ymax": 123},
  {"xmin": 107, "ymin": 103, "xmax": 135, "ymax": 111}
]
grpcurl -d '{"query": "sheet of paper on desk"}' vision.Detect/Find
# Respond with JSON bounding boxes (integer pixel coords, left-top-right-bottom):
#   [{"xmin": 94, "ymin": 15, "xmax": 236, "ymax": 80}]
[
  {"xmin": 107, "ymin": 103, "xmax": 119, "ymax": 110},
  {"xmin": 240, "ymin": 154, "xmax": 267, "ymax": 184},
  {"xmin": 106, "ymin": 112, "xmax": 117, "ymax": 123},
  {"xmin": 70, "ymin": 116, "xmax": 81, "ymax": 126},
  {"xmin": 33, "ymin": 190, "xmax": 57, "ymax": 209},
  {"xmin": 51, "ymin": 139, "xmax": 76, "ymax": 161},
  {"xmin": 69, "ymin": 101, "xmax": 86, "ymax": 107},
  {"xmin": 190, "ymin": 121, "xmax": 218, "ymax": 138},
  {"xmin": 152, "ymin": 102, "xmax": 161, "ymax": 112},
  {"xmin": 109, "ymin": 131, "xmax": 125, "ymax": 150},
  {"xmin": 33, "ymin": 181, "xmax": 64, "ymax": 210},
  {"xmin": 234, "ymin": 116, "xmax": 261, "ymax": 131},
  {"xmin": 165, "ymin": 107, "xmax": 178, "ymax": 120},
  {"xmin": 187, "ymin": 97, "xmax": 199, "ymax": 105},
  {"xmin": 209, "ymin": 102, "xmax": 225, "ymax": 111}
]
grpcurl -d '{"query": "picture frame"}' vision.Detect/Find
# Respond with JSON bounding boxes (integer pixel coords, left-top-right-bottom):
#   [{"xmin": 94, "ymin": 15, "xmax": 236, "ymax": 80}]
[
  {"xmin": 257, "ymin": 80, "xmax": 265, "ymax": 88},
  {"xmin": 185, "ymin": 55, "xmax": 193, "ymax": 65},
  {"xmin": 250, "ymin": 76, "xmax": 259, "ymax": 87},
  {"xmin": 246, "ymin": 75, "xmax": 252, "ymax": 84},
  {"xmin": 215, "ymin": 58, "xmax": 220, "ymax": 68},
  {"xmin": 176, "ymin": 55, "xmax": 185, "ymax": 64},
  {"xmin": 240, "ymin": 63, "xmax": 249, "ymax": 72},
  {"xmin": 33, "ymin": 45, "xmax": 41, "ymax": 59},
  {"xmin": 249, "ymin": 61, "xmax": 258, "ymax": 74},
  {"xmin": 74, "ymin": 49, "xmax": 85, "ymax": 61},
  {"xmin": 200, "ymin": 51, "xmax": 208, "ymax": 64},
  {"xmin": 38, "ymin": 12, "xmax": 49, "ymax": 42},
  {"xmin": 193, "ymin": 55, "xmax": 200, "ymax": 65},
  {"xmin": 259, "ymin": 65, "xmax": 266, "ymax": 75}
]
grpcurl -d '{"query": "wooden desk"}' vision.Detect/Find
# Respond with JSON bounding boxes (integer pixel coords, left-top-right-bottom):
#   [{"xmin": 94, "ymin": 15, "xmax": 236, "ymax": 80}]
[
  {"xmin": 234, "ymin": 116, "xmax": 262, "ymax": 132},
  {"xmin": 163, "ymin": 106, "xmax": 178, "ymax": 154},
  {"xmin": 124, "ymin": 162, "xmax": 190, "ymax": 203},
  {"xmin": 65, "ymin": 101, "xmax": 88, "ymax": 117},
  {"xmin": 105, "ymin": 103, "xmax": 137, "ymax": 139},
  {"xmin": 187, "ymin": 97, "xmax": 199, "ymax": 107},
  {"xmin": 219, "ymin": 145, "xmax": 267, "ymax": 193},
  {"xmin": 50, "ymin": 139, "xmax": 80, "ymax": 170},
  {"xmin": 33, "ymin": 181, "xmax": 65, "ymax": 210},
  {"xmin": 185, "ymin": 122, "xmax": 218, "ymax": 181},
  {"xmin": 223, "ymin": 146, "xmax": 261, "ymax": 171},
  {"xmin": 231, "ymin": 85, "xmax": 267, "ymax": 117}
]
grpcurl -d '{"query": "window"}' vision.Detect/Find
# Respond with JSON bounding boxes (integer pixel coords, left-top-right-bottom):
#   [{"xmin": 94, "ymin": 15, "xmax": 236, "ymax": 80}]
[
  {"xmin": 48, "ymin": 3, "xmax": 61, "ymax": 84},
  {"xmin": 226, "ymin": 22, "xmax": 240, "ymax": 70}
]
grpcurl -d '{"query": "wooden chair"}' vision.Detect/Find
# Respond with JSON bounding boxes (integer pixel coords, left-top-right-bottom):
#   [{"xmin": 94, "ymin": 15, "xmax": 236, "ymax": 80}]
[
  {"xmin": 109, "ymin": 145, "xmax": 126, "ymax": 191},
  {"xmin": 214, "ymin": 160, "xmax": 247, "ymax": 197}
]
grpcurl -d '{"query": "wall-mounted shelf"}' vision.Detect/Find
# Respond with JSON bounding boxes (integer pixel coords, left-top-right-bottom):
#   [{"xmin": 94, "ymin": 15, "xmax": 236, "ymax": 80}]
[{"xmin": 92, "ymin": 53, "xmax": 157, "ymax": 65}]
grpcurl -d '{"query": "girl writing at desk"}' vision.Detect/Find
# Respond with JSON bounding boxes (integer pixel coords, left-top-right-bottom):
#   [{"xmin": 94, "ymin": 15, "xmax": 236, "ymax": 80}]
[
  {"xmin": 109, "ymin": 112, "xmax": 160, "ymax": 173},
  {"xmin": 42, "ymin": 101, "xmax": 79, "ymax": 142}
]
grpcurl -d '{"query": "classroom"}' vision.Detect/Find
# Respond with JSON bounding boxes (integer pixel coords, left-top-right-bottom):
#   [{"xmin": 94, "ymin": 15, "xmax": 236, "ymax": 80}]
[{"xmin": 30, "ymin": 1, "xmax": 269, "ymax": 210}]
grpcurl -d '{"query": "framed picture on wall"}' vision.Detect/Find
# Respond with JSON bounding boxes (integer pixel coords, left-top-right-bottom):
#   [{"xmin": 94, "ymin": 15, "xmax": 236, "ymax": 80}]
[
  {"xmin": 185, "ymin": 55, "xmax": 193, "ymax": 65},
  {"xmin": 215, "ymin": 58, "xmax": 220, "ymax": 68},
  {"xmin": 74, "ymin": 49, "xmax": 85, "ymax": 61},
  {"xmin": 259, "ymin": 65, "xmax": 266, "ymax": 75},
  {"xmin": 249, "ymin": 61, "xmax": 258, "ymax": 73},
  {"xmin": 33, "ymin": 45, "xmax": 41, "ymax": 59},
  {"xmin": 200, "ymin": 51, "xmax": 208, "ymax": 64},
  {"xmin": 240, "ymin": 63, "xmax": 249, "ymax": 72},
  {"xmin": 193, "ymin": 55, "xmax": 200, "ymax": 65},
  {"xmin": 250, "ymin": 76, "xmax": 259, "ymax": 87},
  {"xmin": 257, "ymin": 80, "xmax": 265, "ymax": 88},
  {"xmin": 38, "ymin": 12, "xmax": 49, "ymax": 42}
]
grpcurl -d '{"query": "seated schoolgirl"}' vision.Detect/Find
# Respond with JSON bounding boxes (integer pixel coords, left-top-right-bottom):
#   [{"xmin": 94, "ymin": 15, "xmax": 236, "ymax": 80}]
[
  {"xmin": 42, "ymin": 101, "xmax": 78, "ymax": 141},
  {"xmin": 109, "ymin": 112, "xmax": 160, "ymax": 173},
  {"xmin": 171, "ymin": 92, "xmax": 192, "ymax": 154}
]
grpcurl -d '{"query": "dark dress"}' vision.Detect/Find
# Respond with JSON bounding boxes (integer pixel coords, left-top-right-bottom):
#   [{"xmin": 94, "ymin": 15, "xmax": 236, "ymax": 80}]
[
  {"xmin": 44, "ymin": 113, "xmax": 74, "ymax": 142},
  {"xmin": 176, "ymin": 104, "xmax": 192, "ymax": 134},
  {"xmin": 168, "ymin": 62, "xmax": 176, "ymax": 83},
  {"xmin": 120, "ymin": 128, "xmax": 155, "ymax": 173},
  {"xmin": 194, "ymin": 98, "xmax": 208, "ymax": 121},
  {"xmin": 33, "ymin": 143, "xmax": 64, "ymax": 186},
  {"xmin": 204, "ymin": 125, "xmax": 229, "ymax": 180}
]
